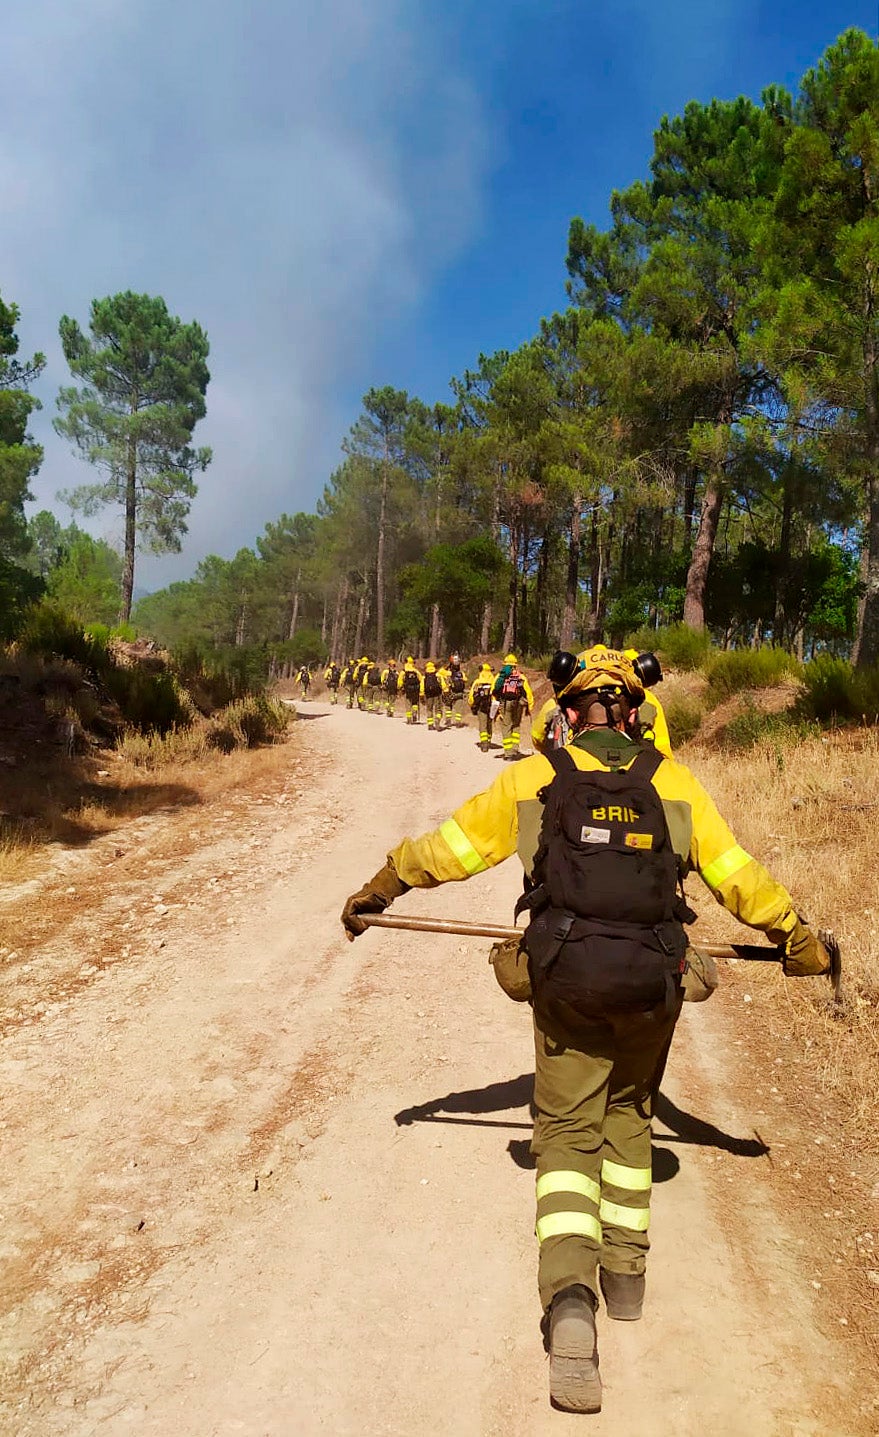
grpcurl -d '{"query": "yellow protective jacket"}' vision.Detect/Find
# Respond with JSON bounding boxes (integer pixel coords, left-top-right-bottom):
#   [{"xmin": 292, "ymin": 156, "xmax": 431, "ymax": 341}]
[
  {"xmin": 389, "ymin": 734, "xmax": 799, "ymax": 943},
  {"xmin": 421, "ymin": 667, "xmax": 447, "ymax": 699},
  {"xmin": 532, "ymin": 689, "xmax": 672, "ymax": 759},
  {"xmin": 401, "ymin": 663, "xmax": 422, "ymax": 698},
  {"xmin": 469, "ymin": 670, "xmax": 495, "ymax": 705},
  {"xmin": 438, "ymin": 666, "xmax": 465, "ymax": 696},
  {"xmin": 494, "ymin": 670, "xmax": 534, "ymax": 711}
]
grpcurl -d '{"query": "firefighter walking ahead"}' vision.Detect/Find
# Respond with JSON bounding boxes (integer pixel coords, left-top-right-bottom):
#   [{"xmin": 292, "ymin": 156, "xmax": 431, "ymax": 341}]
[{"xmin": 341, "ymin": 647, "xmax": 829, "ymax": 1415}]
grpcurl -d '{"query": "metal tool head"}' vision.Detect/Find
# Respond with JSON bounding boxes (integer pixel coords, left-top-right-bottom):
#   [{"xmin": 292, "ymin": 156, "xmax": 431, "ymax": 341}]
[{"xmin": 818, "ymin": 929, "xmax": 844, "ymax": 1010}]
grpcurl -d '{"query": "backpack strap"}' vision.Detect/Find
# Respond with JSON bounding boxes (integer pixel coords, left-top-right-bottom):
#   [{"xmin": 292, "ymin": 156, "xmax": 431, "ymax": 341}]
[
  {"xmin": 626, "ymin": 745, "xmax": 665, "ymax": 782},
  {"xmin": 543, "ymin": 745, "xmax": 577, "ymax": 777}
]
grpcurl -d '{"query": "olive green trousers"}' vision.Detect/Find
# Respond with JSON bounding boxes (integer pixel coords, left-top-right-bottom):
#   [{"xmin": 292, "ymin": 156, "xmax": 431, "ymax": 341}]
[{"xmin": 531, "ymin": 994, "xmax": 682, "ymax": 1311}]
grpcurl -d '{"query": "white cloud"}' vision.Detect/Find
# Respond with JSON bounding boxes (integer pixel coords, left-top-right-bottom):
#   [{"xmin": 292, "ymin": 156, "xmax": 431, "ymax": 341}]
[{"xmin": 1, "ymin": 0, "xmax": 492, "ymax": 582}]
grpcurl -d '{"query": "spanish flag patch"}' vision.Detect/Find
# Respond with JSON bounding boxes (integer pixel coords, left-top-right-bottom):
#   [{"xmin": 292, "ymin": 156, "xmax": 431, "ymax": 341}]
[{"xmin": 624, "ymin": 832, "xmax": 653, "ymax": 850}]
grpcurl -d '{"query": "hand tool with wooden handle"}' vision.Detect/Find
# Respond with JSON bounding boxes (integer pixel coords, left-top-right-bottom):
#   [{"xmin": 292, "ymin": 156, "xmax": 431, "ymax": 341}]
[{"xmin": 359, "ymin": 913, "xmax": 843, "ymax": 1005}]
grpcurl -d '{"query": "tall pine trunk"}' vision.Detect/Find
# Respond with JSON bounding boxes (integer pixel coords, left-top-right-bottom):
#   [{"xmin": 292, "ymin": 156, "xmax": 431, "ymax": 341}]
[
  {"xmin": 119, "ymin": 428, "xmax": 138, "ymax": 623},
  {"xmin": 854, "ymin": 311, "xmax": 879, "ymax": 665},
  {"xmin": 287, "ymin": 568, "xmax": 301, "ymax": 641},
  {"xmin": 684, "ymin": 412, "xmax": 732, "ymax": 632},
  {"xmin": 560, "ymin": 491, "xmax": 582, "ymax": 650},
  {"xmin": 330, "ymin": 577, "xmax": 348, "ymax": 663},
  {"xmin": 376, "ymin": 444, "xmax": 390, "ymax": 657},
  {"xmin": 683, "ymin": 471, "xmax": 724, "ymax": 631},
  {"xmin": 429, "ymin": 605, "xmax": 442, "ymax": 657},
  {"xmin": 353, "ymin": 590, "xmax": 367, "ymax": 657}
]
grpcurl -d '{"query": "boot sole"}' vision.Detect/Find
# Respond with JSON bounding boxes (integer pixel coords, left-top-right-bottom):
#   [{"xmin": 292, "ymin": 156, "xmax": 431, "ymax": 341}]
[{"xmin": 549, "ymin": 1311, "xmax": 601, "ymax": 1414}]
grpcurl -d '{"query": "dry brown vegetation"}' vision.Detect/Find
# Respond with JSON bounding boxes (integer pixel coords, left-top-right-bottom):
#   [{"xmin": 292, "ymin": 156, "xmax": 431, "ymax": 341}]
[
  {"xmin": 686, "ymin": 727, "xmax": 879, "ymax": 1130},
  {"xmin": 682, "ymin": 727, "xmax": 879, "ymax": 1357},
  {"xmin": 0, "ymin": 645, "xmax": 291, "ymax": 884}
]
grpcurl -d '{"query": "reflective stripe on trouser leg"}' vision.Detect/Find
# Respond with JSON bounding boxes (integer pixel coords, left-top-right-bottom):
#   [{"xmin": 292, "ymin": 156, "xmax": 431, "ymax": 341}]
[
  {"xmin": 598, "ymin": 999, "xmax": 680, "ymax": 1276},
  {"xmin": 502, "ymin": 701, "xmax": 523, "ymax": 753},
  {"xmin": 531, "ymin": 1011, "xmax": 612, "ymax": 1308},
  {"xmin": 599, "ymin": 1158, "xmax": 651, "ymax": 1268},
  {"xmin": 536, "ymin": 1170, "xmax": 602, "ymax": 1269}
]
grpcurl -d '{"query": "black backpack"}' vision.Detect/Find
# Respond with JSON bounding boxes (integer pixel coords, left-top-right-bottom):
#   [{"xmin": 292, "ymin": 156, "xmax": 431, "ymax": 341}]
[
  {"xmin": 518, "ymin": 745, "xmax": 690, "ymax": 1016},
  {"xmin": 424, "ymin": 671, "xmax": 441, "ymax": 698},
  {"xmin": 471, "ymin": 681, "xmax": 491, "ymax": 708},
  {"xmin": 368, "ymin": 664, "xmax": 382, "ymax": 686},
  {"xmin": 329, "ymin": 665, "xmax": 340, "ymax": 685},
  {"xmin": 403, "ymin": 669, "xmax": 421, "ymax": 698},
  {"xmin": 384, "ymin": 668, "xmax": 398, "ymax": 693},
  {"xmin": 450, "ymin": 668, "xmax": 465, "ymax": 694}
]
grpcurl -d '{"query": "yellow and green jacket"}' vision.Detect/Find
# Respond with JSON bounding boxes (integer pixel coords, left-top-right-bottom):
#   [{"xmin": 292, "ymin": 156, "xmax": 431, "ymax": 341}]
[
  {"xmin": 389, "ymin": 730, "xmax": 799, "ymax": 942},
  {"xmin": 532, "ymin": 689, "xmax": 672, "ymax": 759},
  {"xmin": 468, "ymin": 668, "xmax": 495, "ymax": 705}
]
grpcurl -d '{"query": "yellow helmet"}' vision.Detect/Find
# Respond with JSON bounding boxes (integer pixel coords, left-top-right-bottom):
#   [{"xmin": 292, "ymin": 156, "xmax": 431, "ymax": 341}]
[
  {"xmin": 504, "ymin": 653, "xmax": 517, "ymax": 665},
  {"xmin": 426, "ymin": 660, "xmax": 436, "ymax": 672},
  {"xmin": 480, "ymin": 661, "xmax": 493, "ymax": 672},
  {"xmin": 559, "ymin": 645, "xmax": 645, "ymax": 703}
]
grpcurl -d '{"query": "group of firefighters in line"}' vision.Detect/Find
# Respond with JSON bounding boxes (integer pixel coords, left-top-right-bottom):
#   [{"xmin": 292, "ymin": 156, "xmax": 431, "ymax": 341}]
[
  {"xmin": 309, "ymin": 649, "xmax": 671, "ymax": 764},
  {"xmin": 313, "ymin": 654, "xmax": 536, "ymax": 759}
]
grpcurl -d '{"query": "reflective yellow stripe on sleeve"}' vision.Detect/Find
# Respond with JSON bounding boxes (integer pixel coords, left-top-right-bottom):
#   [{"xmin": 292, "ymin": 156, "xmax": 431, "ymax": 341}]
[
  {"xmin": 536, "ymin": 1170, "xmax": 601, "ymax": 1206},
  {"xmin": 536, "ymin": 1211, "xmax": 602, "ymax": 1244},
  {"xmin": 439, "ymin": 819, "xmax": 489, "ymax": 876},
  {"xmin": 700, "ymin": 844, "xmax": 752, "ymax": 890},
  {"xmin": 601, "ymin": 1159, "xmax": 651, "ymax": 1192},
  {"xmin": 599, "ymin": 1199, "xmax": 650, "ymax": 1232}
]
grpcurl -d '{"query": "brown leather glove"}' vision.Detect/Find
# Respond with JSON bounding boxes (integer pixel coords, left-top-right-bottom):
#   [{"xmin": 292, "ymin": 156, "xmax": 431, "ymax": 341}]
[
  {"xmin": 341, "ymin": 859, "xmax": 410, "ymax": 941},
  {"xmin": 782, "ymin": 917, "xmax": 831, "ymax": 977}
]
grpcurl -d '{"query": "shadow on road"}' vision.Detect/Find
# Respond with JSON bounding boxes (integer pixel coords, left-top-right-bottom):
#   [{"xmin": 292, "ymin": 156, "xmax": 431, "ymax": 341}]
[
  {"xmin": 654, "ymin": 1092, "xmax": 769, "ymax": 1159},
  {"xmin": 394, "ymin": 1077, "xmax": 765, "ymax": 1178},
  {"xmin": 394, "ymin": 1072, "xmax": 534, "ymax": 1132}
]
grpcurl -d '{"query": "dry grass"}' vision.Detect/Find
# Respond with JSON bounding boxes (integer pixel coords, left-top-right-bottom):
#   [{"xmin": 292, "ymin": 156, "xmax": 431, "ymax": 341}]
[{"xmin": 683, "ymin": 726, "xmax": 879, "ymax": 1152}]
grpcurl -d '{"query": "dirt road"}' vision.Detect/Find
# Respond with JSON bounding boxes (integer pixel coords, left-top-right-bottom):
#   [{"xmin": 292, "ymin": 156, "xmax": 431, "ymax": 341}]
[{"xmin": 0, "ymin": 704, "xmax": 874, "ymax": 1434}]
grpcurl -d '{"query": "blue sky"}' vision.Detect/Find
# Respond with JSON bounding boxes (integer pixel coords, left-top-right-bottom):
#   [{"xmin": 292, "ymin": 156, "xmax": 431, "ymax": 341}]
[{"xmin": 3, "ymin": 0, "xmax": 875, "ymax": 587}]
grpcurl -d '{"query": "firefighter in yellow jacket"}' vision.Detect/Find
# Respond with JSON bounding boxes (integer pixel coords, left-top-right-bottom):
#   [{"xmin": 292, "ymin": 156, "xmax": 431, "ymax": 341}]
[
  {"xmin": 380, "ymin": 659, "xmax": 400, "ymax": 717},
  {"xmin": 439, "ymin": 654, "xmax": 468, "ymax": 728},
  {"xmin": 493, "ymin": 653, "xmax": 534, "ymax": 759},
  {"xmin": 353, "ymin": 656, "xmax": 370, "ymax": 711},
  {"xmin": 533, "ymin": 647, "xmax": 672, "ymax": 759},
  {"xmin": 341, "ymin": 649, "xmax": 829, "ymax": 1415},
  {"xmin": 468, "ymin": 663, "xmax": 495, "ymax": 750},
  {"xmin": 400, "ymin": 657, "xmax": 422, "ymax": 724},
  {"xmin": 422, "ymin": 661, "xmax": 446, "ymax": 730},
  {"xmin": 324, "ymin": 660, "xmax": 342, "ymax": 704}
]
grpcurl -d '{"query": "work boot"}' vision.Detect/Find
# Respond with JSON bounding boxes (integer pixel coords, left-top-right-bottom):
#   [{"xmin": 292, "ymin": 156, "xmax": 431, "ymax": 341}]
[
  {"xmin": 547, "ymin": 1285, "xmax": 601, "ymax": 1414},
  {"xmin": 599, "ymin": 1269, "xmax": 644, "ymax": 1321},
  {"xmin": 479, "ymin": 741, "xmax": 489, "ymax": 752}
]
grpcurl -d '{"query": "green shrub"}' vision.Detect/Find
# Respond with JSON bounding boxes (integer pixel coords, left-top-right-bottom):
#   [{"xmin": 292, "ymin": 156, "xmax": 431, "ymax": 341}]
[
  {"xmin": 664, "ymin": 695, "xmax": 704, "ymax": 747},
  {"xmin": 625, "ymin": 623, "xmax": 713, "ymax": 672},
  {"xmin": 722, "ymin": 702, "xmax": 820, "ymax": 751},
  {"xmin": 705, "ymin": 647, "xmax": 802, "ymax": 703},
  {"xmin": 104, "ymin": 665, "xmax": 190, "ymax": 736},
  {"xmin": 216, "ymin": 695, "xmax": 290, "ymax": 749},
  {"xmin": 799, "ymin": 655, "xmax": 879, "ymax": 723},
  {"xmin": 173, "ymin": 643, "xmax": 269, "ymax": 711},
  {"xmin": 19, "ymin": 601, "xmax": 110, "ymax": 673}
]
